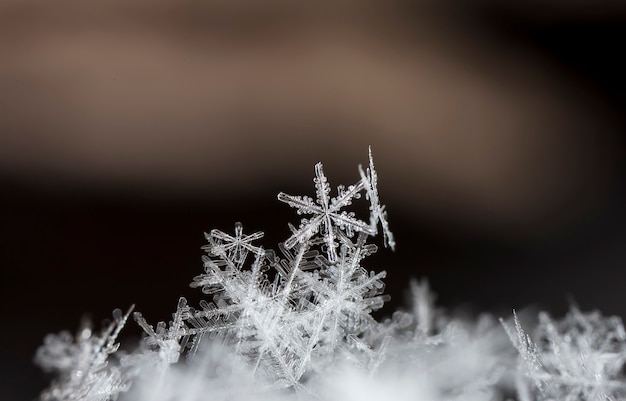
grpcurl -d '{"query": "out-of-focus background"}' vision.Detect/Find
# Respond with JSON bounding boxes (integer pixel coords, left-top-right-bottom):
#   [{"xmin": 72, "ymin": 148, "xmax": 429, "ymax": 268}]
[{"xmin": 1, "ymin": 1, "xmax": 625, "ymax": 399}]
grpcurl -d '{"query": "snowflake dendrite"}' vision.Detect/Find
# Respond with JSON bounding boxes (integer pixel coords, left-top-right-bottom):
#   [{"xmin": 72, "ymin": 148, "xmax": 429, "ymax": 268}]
[{"xmin": 278, "ymin": 148, "xmax": 392, "ymax": 262}]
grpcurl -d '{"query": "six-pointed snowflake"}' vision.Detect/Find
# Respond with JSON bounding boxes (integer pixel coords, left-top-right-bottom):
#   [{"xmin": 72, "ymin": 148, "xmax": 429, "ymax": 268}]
[
  {"xmin": 278, "ymin": 163, "xmax": 375, "ymax": 263},
  {"xmin": 202, "ymin": 222, "xmax": 265, "ymax": 266}
]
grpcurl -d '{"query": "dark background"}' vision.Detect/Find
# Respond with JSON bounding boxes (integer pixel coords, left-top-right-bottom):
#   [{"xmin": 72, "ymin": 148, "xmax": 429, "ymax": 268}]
[{"xmin": 1, "ymin": 1, "xmax": 625, "ymax": 399}]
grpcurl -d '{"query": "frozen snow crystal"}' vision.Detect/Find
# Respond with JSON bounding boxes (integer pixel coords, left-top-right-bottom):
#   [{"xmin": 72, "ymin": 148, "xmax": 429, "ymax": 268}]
[
  {"xmin": 278, "ymin": 160, "xmax": 375, "ymax": 263},
  {"xmin": 203, "ymin": 222, "xmax": 265, "ymax": 267}
]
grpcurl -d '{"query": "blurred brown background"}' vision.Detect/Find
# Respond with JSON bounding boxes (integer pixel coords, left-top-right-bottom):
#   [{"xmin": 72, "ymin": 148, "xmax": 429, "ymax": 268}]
[{"xmin": 1, "ymin": 1, "xmax": 625, "ymax": 399}]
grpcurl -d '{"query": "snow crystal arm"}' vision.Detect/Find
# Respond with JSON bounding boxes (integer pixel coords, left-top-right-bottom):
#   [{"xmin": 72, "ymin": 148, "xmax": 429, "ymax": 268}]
[
  {"xmin": 328, "ymin": 180, "xmax": 374, "ymax": 237},
  {"xmin": 133, "ymin": 312, "xmax": 158, "ymax": 340},
  {"xmin": 105, "ymin": 305, "xmax": 134, "ymax": 352},
  {"xmin": 277, "ymin": 193, "xmax": 322, "ymax": 248},
  {"xmin": 344, "ymin": 270, "xmax": 387, "ymax": 305},
  {"xmin": 85, "ymin": 305, "xmax": 134, "ymax": 374},
  {"xmin": 313, "ymin": 162, "xmax": 341, "ymax": 262},
  {"xmin": 330, "ymin": 180, "xmax": 366, "ymax": 215},
  {"xmin": 276, "ymin": 193, "xmax": 321, "ymax": 216},
  {"xmin": 500, "ymin": 310, "xmax": 544, "ymax": 390},
  {"xmin": 278, "ymin": 244, "xmax": 308, "ymax": 303},
  {"xmin": 359, "ymin": 147, "xmax": 395, "ymax": 250},
  {"xmin": 314, "ymin": 162, "xmax": 331, "ymax": 213}
]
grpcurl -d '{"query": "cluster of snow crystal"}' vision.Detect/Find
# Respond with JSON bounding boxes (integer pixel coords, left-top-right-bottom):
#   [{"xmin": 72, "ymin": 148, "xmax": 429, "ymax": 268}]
[
  {"xmin": 35, "ymin": 307, "xmax": 134, "ymax": 401},
  {"xmin": 35, "ymin": 149, "xmax": 626, "ymax": 401},
  {"xmin": 502, "ymin": 308, "xmax": 626, "ymax": 401}
]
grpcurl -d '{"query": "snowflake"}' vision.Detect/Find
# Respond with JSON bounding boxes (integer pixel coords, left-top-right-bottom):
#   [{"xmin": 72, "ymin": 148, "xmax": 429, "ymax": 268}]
[
  {"xmin": 202, "ymin": 222, "xmax": 265, "ymax": 267},
  {"xmin": 278, "ymin": 162, "xmax": 374, "ymax": 263}
]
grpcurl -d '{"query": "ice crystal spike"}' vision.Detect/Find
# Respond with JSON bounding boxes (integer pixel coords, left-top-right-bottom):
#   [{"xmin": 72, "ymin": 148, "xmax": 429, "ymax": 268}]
[
  {"xmin": 500, "ymin": 310, "xmax": 544, "ymax": 391},
  {"xmin": 359, "ymin": 147, "xmax": 395, "ymax": 251}
]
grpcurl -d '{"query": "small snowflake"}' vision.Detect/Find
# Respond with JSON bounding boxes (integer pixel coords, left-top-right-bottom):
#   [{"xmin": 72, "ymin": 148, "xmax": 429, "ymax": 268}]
[
  {"xmin": 202, "ymin": 222, "xmax": 265, "ymax": 266},
  {"xmin": 278, "ymin": 162, "xmax": 374, "ymax": 263}
]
